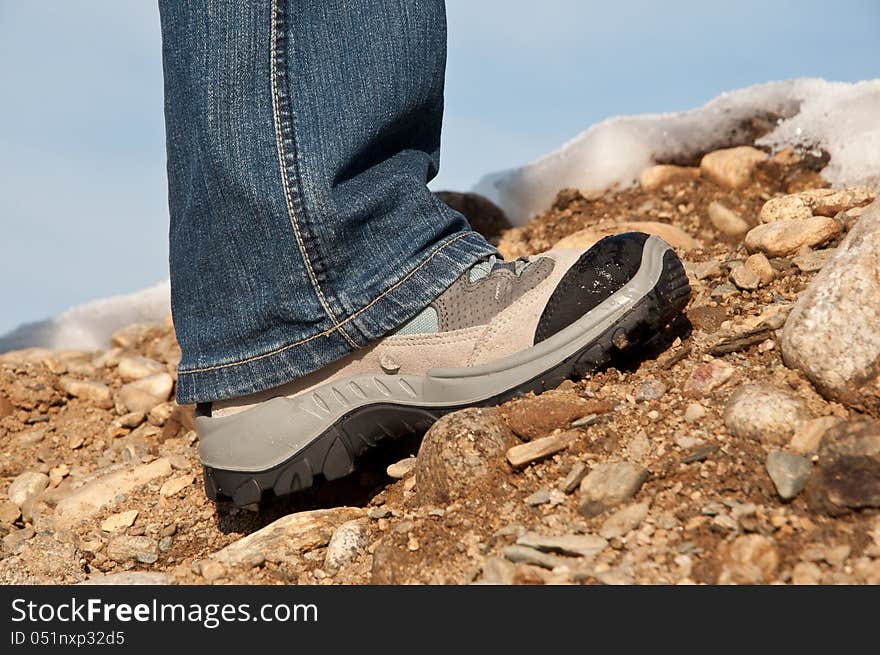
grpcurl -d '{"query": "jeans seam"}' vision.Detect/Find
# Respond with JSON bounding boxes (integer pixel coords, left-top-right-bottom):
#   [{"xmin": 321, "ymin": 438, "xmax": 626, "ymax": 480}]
[
  {"xmin": 270, "ymin": 0, "xmax": 359, "ymax": 350},
  {"xmin": 179, "ymin": 231, "xmax": 477, "ymax": 375}
]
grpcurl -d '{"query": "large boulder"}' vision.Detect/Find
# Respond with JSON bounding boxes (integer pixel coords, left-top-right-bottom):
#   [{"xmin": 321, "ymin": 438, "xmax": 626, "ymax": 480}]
[{"xmin": 781, "ymin": 200, "xmax": 880, "ymax": 414}]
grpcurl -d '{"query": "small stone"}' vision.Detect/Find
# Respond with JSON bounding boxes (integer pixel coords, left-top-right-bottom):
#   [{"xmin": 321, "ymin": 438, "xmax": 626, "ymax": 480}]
[
  {"xmin": 78, "ymin": 572, "xmax": 173, "ymax": 585},
  {"xmin": 766, "ymin": 451, "xmax": 813, "ymax": 500},
  {"xmin": 502, "ymin": 545, "xmax": 562, "ymax": 570},
  {"xmin": 579, "ymin": 461, "xmax": 649, "ymax": 517},
  {"xmin": 198, "ymin": 560, "xmax": 227, "ymax": 583},
  {"xmin": 57, "ymin": 377, "xmax": 113, "ymax": 409},
  {"xmin": 731, "ymin": 263, "xmax": 761, "ymax": 290},
  {"xmin": 710, "ymin": 282, "xmax": 737, "ymax": 299},
  {"xmin": 634, "ymin": 378, "xmax": 666, "ymax": 402},
  {"xmin": 561, "ymin": 462, "xmax": 589, "ymax": 494},
  {"xmin": 368, "ymin": 507, "xmax": 392, "ymax": 519},
  {"xmin": 477, "ymin": 557, "xmax": 516, "ymax": 584},
  {"xmin": 791, "ymin": 561, "xmax": 822, "ymax": 585},
  {"xmin": 682, "ymin": 444, "xmax": 719, "ymax": 464},
  {"xmin": 639, "ymin": 164, "xmax": 701, "ymax": 191},
  {"xmin": 708, "ymin": 201, "xmax": 750, "ymax": 236},
  {"xmin": 16, "ymin": 427, "xmax": 45, "ymax": 446},
  {"xmin": 159, "ymin": 474, "xmax": 193, "ymax": 498},
  {"xmin": 107, "ymin": 535, "xmax": 159, "ymax": 564},
  {"xmin": 744, "ymin": 217, "xmax": 840, "ymax": 257},
  {"xmin": 759, "ymin": 195, "xmax": 813, "ymax": 223},
  {"xmin": 684, "ymin": 403, "xmax": 706, "ymax": 423},
  {"xmin": 386, "ymin": 457, "xmax": 416, "ymax": 479},
  {"xmin": 745, "ymin": 253, "xmax": 774, "ymax": 285},
  {"xmin": 3, "ymin": 525, "xmax": 36, "ymax": 549},
  {"xmin": 117, "ymin": 373, "xmax": 174, "ymax": 414},
  {"xmin": 810, "ymin": 418, "xmax": 880, "ymax": 513},
  {"xmin": 506, "ymin": 432, "xmax": 574, "ymax": 469},
  {"xmin": 0, "ymin": 501, "xmax": 21, "ymax": 524},
  {"xmin": 700, "ymin": 146, "xmax": 768, "ymax": 190},
  {"xmin": 599, "ymin": 503, "xmax": 649, "ymax": 540},
  {"xmin": 761, "ymin": 187, "xmax": 875, "ymax": 223},
  {"xmin": 0, "ymin": 396, "xmax": 14, "ymax": 419},
  {"xmin": 117, "ymin": 356, "xmax": 165, "ymax": 382},
  {"xmin": 723, "ymin": 384, "xmax": 809, "ymax": 444},
  {"xmin": 824, "ymin": 544, "xmax": 851, "ymax": 568},
  {"xmin": 515, "ymin": 532, "xmax": 608, "ymax": 558},
  {"xmin": 525, "ymin": 489, "xmax": 551, "ymax": 506},
  {"xmin": 68, "ymin": 433, "xmax": 85, "ymax": 450},
  {"xmin": 118, "ymin": 412, "xmax": 146, "ymax": 429},
  {"xmin": 789, "ymin": 416, "xmax": 842, "ymax": 455},
  {"xmin": 147, "ymin": 402, "xmax": 175, "ymax": 427},
  {"xmin": 718, "ymin": 534, "xmax": 780, "ymax": 584},
  {"xmin": 503, "ymin": 392, "xmax": 611, "ymax": 440},
  {"xmin": 7, "ymin": 471, "xmax": 49, "ymax": 507},
  {"xmin": 553, "ymin": 222, "xmax": 699, "ymax": 252},
  {"xmin": 792, "ymin": 248, "xmax": 835, "ymax": 272},
  {"xmin": 683, "ymin": 358, "xmax": 735, "ymax": 398},
  {"xmin": 101, "ymin": 509, "xmax": 139, "ymax": 532},
  {"xmin": 324, "ymin": 519, "xmax": 367, "ymax": 574}
]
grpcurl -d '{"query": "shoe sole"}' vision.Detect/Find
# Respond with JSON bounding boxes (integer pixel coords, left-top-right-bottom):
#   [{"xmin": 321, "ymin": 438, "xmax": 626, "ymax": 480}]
[{"xmin": 199, "ymin": 236, "xmax": 690, "ymax": 505}]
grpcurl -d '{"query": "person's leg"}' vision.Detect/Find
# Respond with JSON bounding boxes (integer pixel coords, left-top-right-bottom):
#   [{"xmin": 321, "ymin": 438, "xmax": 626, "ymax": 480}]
[{"xmin": 159, "ymin": 0, "xmax": 496, "ymax": 405}]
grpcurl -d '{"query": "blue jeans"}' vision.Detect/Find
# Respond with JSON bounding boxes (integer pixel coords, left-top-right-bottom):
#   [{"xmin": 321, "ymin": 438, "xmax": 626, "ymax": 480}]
[{"xmin": 159, "ymin": 0, "xmax": 496, "ymax": 404}]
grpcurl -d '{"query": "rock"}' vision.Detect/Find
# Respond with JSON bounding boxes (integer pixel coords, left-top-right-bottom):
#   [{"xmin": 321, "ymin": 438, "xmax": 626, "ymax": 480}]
[
  {"xmin": 686, "ymin": 260, "xmax": 723, "ymax": 281},
  {"xmin": 159, "ymin": 474, "xmax": 193, "ymax": 498},
  {"xmin": 3, "ymin": 525, "xmax": 35, "ymax": 550},
  {"xmin": 791, "ymin": 561, "xmax": 822, "ymax": 585},
  {"xmin": 210, "ymin": 507, "xmax": 364, "ymax": 569},
  {"xmin": 781, "ymin": 201, "xmax": 880, "ymax": 413},
  {"xmin": 110, "ymin": 322, "xmax": 161, "ymax": 349},
  {"xmin": 718, "ymin": 534, "xmax": 780, "ymax": 584},
  {"xmin": 579, "ymin": 461, "xmax": 649, "ymax": 517},
  {"xmin": 708, "ymin": 303, "xmax": 790, "ymax": 355},
  {"xmin": 792, "ymin": 248, "xmax": 835, "ymax": 272},
  {"xmin": 100, "ymin": 509, "xmax": 140, "ymax": 533},
  {"xmin": 107, "ymin": 536, "xmax": 159, "ymax": 564},
  {"xmin": 117, "ymin": 356, "xmax": 165, "ymax": 382},
  {"xmin": 766, "ymin": 451, "xmax": 813, "ymax": 500},
  {"xmin": 708, "ymin": 201, "xmax": 750, "ymax": 237},
  {"xmin": 324, "ymin": 519, "xmax": 367, "ymax": 574},
  {"xmin": 745, "ymin": 253, "xmax": 774, "ymax": 285},
  {"xmin": 684, "ymin": 403, "xmax": 706, "ymax": 423},
  {"xmin": 599, "ymin": 503, "xmax": 649, "ymax": 539},
  {"xmin": 0, "ymin": 501, "xmax": 21, "ymax": 524},
  {"xmin": 790, "ymin": 416, "xmax": 843, "ymax": 455},
  {"xmin": 683, "ymin": 358, "xmax": 734, "ymax": 398},
  {"xmin": 117, "ymin": 373, "xmax": 174, "ymax": 413},
  {"xmin": 54, "ymin": 458, "xmax": 172, "ymax": 529},
  {"xmin": 414, "ymin": 408, "xmax": 512, "ymax": 505},
  {"xmin": 118, "ymin": 412, "xmax": 146, "ymax": 429},
  {"xmin": 0, "ymin": 395, "xmax": 15, "ymax": 418},
  {"xmin": 553, "ymin": 221, "xmax": 700, "ymax": 252},
  {"xmin": 57, "ymin": 377, "xmax": 113, "ymax": 409},
  {"xmin": 503, "ymin": 392, "xmax": 611, "ymax": 440},
  {"xmin": 516, "ymin": 532, "xmax": 607, "ymax": 558},
  {"xmin": 700, "ymin": 146, "xmax": 768, "ymax": 190},
  {"xmin": 506, "ymin": 432, "xmax": 575, "ymax": 469},
  {"xmin": 730, "ymin": 263, "xmax": 760, "ymax": 290},
  {"xmin": 16, "ymin": 427, "xmax": 45, "ymax": 446},
  {"xmin": 723, "ymin": 384, "xmax": 808, "ymax": 444},
  {"xmin": 198, "ymin": 560, "xmax": 227, "ymax": 583},
  {"xmin": 435, "ymin": 191, "xmax": 511, "ymax": 240},
  {"xmin": 7, "ymin": 471, "xmax": 49, "ymax": 507},
  {"xmin": 502, "ymin": 545, "xmax": 561, "ymax": 570},
  {"xmin": 386, "ymin": 457, "xmax": 416, "ymax": 479},
  {"xmin": 634, "ymin": 378, "xmax": 666, "ymax": 402},
  {"xmin": 561, "ymin": 462, "xmax": 589, "ymax": 494},
  {"xmin": 810, "ymin": 419, "xmax": 880, "ymax": 513},
  {"xmin": 744, "ymin": 217, "xmax": 840, "ymax": 257},
  {"xmin": 78, "ymin": 572, "xmax": 173, "ymax": 585},
  {"xmin": 477, "ymin": 557, "xmax": 516, "ymax": 584},
  {"xmin": 639, "ymin": 164, "xmax": 701, "ymax": 191},
  {"xmin": 761, "ymin": 187, "xmax": 875, "ymax": 222}
]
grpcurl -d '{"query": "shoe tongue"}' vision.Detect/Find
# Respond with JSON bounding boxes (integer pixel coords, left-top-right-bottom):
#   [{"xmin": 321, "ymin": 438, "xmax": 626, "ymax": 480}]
[{"xmin": 468, "ymin": 255, "xmax": 531, "ymax": 282}]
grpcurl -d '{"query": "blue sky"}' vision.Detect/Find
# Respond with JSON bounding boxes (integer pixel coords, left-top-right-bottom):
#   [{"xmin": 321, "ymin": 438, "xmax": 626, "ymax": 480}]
[{"xmin": 1, "ymin": 0, "xmax": 878, "ymax": 335}]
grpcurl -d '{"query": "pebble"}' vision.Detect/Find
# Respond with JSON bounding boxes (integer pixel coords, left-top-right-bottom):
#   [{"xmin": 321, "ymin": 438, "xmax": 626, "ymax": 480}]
[
  {"xmin": 700, "ymin": 146, "xmax": 768, "ymax": 190},
  {"xmin": 515, "ymin": 533, "xmax": 607, "ymax": 558},
  {"xmin": 639, "ymin": 164, "xmax": 701, "ymax": 191},
  {"xmin": 723, "ymin": 384, "xmax": 809, "ymax": 444},
  {"xmin": 16, "ymin": 427, "xmax": 46, "ymax": 446},
  {"xmin": 54, "ymin": 458, "xmax": 172, "ymax": 529},
  {"xmin": 477, "ymin": 557, "xmax": 516, "ymax": 584},
  {"xmin": 579, "ymin": 461, "xmax": 649, "ymax": 517},
  {"xmin": 502, "ymin": 545, "xmax": 562, "ymax": 570},
  {"xmin": 745, "ymin": 253, "xmax": 774, "ymax": 284},
  {"xmin": 57, "ymin": 377, "xmax": 114, "ymax": 409},
  {"xmin": 718, "ymin": 534, "xmax": 779, "ymax": 584},
  {"xmin": 599, "ymin": 503, "xmax": 649, "ymax": 540},
  {"xmin": 503, "ymin": 392, "xmax": 611, "ymax": 440},
  {"xmin": 683, "ymin": 358, "xmax": 734, "ymax": 398},
  {"xmin": 0, "ymin": 395, "xmax": 14, "ymax": 419},
  {"xmin": 791, "ymin": 561, "xmax": 822, "ymax": 585},
  {"xmin": 812, "ymin": 419, "xmax": 880, "ymax": 512},
  {"xmin": 324, "ymin": 519, "xmax": 367, "ymax": 574},
  {"xmin": 634, "ymin": 378, "xmax": 666, "ymax": 402},
  {"xmin": 7, "ymin": 471, "xmax": 49, "ymax": 507},
  {"xmin": 791, "ymin": 247, "xmax": 835, "ymax": 272},
  {"xmin": 708, "ymin": 201, "xmax": 750, "ymax": 236},
  {"xmin": 781, "ymin": 201, "xmax": 880, "ymax": 412},
  {"xmin": 789, "ymin": 416, "xmax": 842, "ymax": 455},
  {"xmin": 386, "ymin": 457, "xmax": 416, "ymax": 479},
  {"xmin": 684, "ymin": 403, "xmax": 706, "ymax": 423},
  {"xmin": 100, "ymin": 509, "xmax": 139, "ymax": 533},
  {"xmin": 117, "ymin": 355, "xmax": 165, "ymax": 382},
  {"xmin": 78, "ymin": 572, "xmax": 173, "ymax": 585},
  {"xmin": 117, "ymin": 373, "xmax": 174, "ymax": 414},
  {"xmin": 765, "ymin": 451, "xmax": 813, "ymax": 500},
  {"xmin": 760, "ymin": 187, "xmax": 875, "ymax": 222},
  {"xmin": 107, "ymin": 536, "xmax": 159, "ymax": 564},
  {"xmin": 3, "ymin": 526, "xmax": 36, "ymax": 550},
  {"xmin": 744, "ymin": 217, "xmax": 840, "ymax": 257},
  {"xmin": 525, "ymin": 489, "xmax": 551, "ymax": 506},
  {"xmin": 506, "ymin": 432, "xmax": 574, "ymax": 469},
  {"xmin": 198, "ymin": 560, "xmax": 227, "ymax": 583},
  {"xmin": 0, "ymin": 501, "xmax": 21, "ymax": 524},
  {"xmin": 159, "ymin": 474, "xmax": 194, "ymax": 498},
  {"xmin": 561, "ymin": 462, "xmax": 589, "ymax": 495},
  {"xmin": 730, "ymin": 263, "xmax": 760, "ymax": 290}
]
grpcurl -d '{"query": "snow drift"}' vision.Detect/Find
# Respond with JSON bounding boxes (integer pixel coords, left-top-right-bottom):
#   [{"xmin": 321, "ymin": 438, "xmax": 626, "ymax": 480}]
[{"xmin": 3, "ymin": 78, "xmax": 878, "ymax": 353}]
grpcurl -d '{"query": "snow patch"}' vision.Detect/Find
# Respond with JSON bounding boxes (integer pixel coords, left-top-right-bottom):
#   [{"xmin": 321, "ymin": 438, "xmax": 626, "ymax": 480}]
[{"xmin": 474, "ymin": 79, "xmax": 880, "ymax": 225}]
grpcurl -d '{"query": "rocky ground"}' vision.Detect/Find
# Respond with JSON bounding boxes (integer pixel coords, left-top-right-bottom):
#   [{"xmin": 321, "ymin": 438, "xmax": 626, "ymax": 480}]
[{"xmin": 2, "ymin": 141, "xmax": 880, "ymax": 585}]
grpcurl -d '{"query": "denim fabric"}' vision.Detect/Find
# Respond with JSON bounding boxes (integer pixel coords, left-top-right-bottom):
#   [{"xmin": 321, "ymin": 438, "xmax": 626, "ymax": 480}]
[{"xmin": 159, "ymin": 0, "xmax": 496, "ymax": 404}]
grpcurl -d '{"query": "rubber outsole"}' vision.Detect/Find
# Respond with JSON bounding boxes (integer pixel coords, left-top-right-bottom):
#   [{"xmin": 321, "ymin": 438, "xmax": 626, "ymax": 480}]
[{"xmin": 203, "ymin": 250, "xmax": 690, "ymax": 505}]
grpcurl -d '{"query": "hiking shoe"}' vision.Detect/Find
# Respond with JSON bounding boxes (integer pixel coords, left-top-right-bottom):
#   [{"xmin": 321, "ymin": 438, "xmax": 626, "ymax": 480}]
[{"xmin": 198, "ymin": 232, "xmax": 689, "ymax": 504}]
